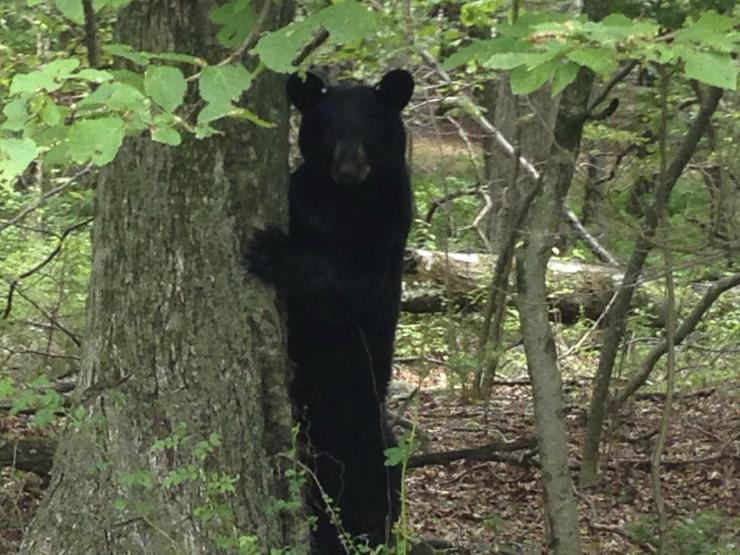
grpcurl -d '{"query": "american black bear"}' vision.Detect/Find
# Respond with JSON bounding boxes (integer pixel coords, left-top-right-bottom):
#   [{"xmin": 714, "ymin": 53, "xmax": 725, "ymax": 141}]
[{"xmin": 247, "ymin": 69, "xmax": 414, "ymax": 553}]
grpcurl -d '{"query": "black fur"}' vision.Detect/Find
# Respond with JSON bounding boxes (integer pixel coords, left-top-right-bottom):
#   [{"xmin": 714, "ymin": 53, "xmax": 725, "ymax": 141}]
[{"xmin": 247, "ymin": 69, "xmax": 414, "ymax": 553}]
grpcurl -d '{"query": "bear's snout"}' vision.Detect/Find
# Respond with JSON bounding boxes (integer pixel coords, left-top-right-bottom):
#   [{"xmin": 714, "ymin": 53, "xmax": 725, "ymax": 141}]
[{"xmin": 331, "ymin": 141, "xmax": 370, "ymax": 186}]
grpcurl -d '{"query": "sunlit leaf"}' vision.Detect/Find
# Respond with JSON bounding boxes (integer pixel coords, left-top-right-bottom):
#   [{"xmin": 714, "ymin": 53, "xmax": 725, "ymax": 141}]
[
  {"xmin": 144, "ymin": 66, "xmax": 187, "ymax": 113},
  {"xmin": 67, "ymin": 117, "xmax": 126, "ymax": 165}
]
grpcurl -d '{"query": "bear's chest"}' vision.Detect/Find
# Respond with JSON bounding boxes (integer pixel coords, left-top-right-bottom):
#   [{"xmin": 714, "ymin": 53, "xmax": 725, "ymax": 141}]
[{"xmin": 295, "ymin": 182, "xmax": 404, "ymax": 237}]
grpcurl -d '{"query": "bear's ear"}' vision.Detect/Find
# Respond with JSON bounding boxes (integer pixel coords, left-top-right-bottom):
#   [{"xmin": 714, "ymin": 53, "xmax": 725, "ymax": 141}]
[
  {"xmin": 287, "ymin": 71, "xmax": 326, "ymax": 112},
  {"xmin": 375, "ymin": 69, "xmax": 414, "ymax": 111}
]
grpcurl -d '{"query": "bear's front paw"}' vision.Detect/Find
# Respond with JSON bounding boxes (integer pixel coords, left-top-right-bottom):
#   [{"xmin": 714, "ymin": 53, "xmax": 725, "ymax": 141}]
[{"xmin": 244, "ymin": 227, "xmax": 289, "ymax": 285}]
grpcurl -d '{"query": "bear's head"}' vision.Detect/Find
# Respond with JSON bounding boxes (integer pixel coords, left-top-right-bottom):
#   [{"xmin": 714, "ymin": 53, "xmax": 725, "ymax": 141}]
[{"xmin": 287, "ymin": 69, "xmax": 414, "ymax": 187}]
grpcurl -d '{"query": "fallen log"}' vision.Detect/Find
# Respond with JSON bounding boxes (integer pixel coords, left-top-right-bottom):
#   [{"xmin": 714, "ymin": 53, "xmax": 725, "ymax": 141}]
[
  {"xmin": 407, "ymin": 437, "xmax": 538, "ymax": 469},
  {"xmin": 402, "ymin": 248, "xmax": 649, "ymax": 322}
]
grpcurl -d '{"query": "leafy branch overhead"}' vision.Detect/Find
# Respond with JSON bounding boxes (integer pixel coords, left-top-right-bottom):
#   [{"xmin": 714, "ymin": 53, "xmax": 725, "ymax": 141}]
[
  {"xmin": 0, "ymin": 0, "xmax": 378, "ymax": 183},
  {"xmin": 443, "ymin": 11, "xmax": 738, "ymax": 95},
  {"xmin": 1, "ymin": 2, "xmax": 737, "ymax": 185}
]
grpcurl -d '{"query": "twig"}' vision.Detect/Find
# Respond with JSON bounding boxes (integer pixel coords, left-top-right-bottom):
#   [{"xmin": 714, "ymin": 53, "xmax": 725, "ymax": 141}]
[
  {"xmin": 614, "ymin": 273, "xmax": 740, "ymax": 408},
  {"xmin": 589, "ymin": 522, "xmax": 657, "ymax": 554},
  {"xmin": 407, "ymin": 437, "xmax": 538, "ymax": 468},
  {"xmin": 3, "ymin": 218, "xmax": 93, "ymax": 319},
  {"xmin": 419, "ymin": 49, "xmax": 620, "ymax": 266},
  {"xmin": 424, "ymin": 187, "xmax": 483, "ymax": 223},
  {"xmin": 292, "ymin": 27, "xmax": 330, "ymax": 67},
  {"xmin": 562, "ymin": 208, "xmax": 620, "ymax": 266},
  {"xmin": 651, "ymin": 72, "xmax": 675, "ymax": 554},
  {"xmin": 219, "ymin": 0, "xmax": 274, "ymax": 66},
  {"xmin": 559, "ymin": 289, "xmax": 619, "ymax": 360},
  {"xmin": 0, "ymin": 164, "xmax": 93, "ymax": 234},
  {"xmin": 0, "ymin": 278, "xmax": 81, "ymax": 347},
  {"xmin": 584, "ymin": 60, "xmax": 638, "ymax": 117}
]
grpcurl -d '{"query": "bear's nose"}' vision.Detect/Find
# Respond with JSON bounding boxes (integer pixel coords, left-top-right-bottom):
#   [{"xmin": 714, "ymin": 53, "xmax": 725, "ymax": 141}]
[{"xmin": 331, "ymin": 141, "xmax": 370, "ymax": 186}]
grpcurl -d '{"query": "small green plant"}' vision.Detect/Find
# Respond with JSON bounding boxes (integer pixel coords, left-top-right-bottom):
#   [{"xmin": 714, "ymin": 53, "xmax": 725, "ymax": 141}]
[{"xmin": 627, "ymin": 511, "xmax": 738, "ymax": 554}]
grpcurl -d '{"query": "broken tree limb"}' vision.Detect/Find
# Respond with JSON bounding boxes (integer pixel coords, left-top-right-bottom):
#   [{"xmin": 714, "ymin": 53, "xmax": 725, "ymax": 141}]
[
  {"xmin": 407, "ymin": 437, "xmax": 538, "ymax": 469},
  {"xmin": 562, "ymin": 208, "xmax": 620, "ymax": 266}
]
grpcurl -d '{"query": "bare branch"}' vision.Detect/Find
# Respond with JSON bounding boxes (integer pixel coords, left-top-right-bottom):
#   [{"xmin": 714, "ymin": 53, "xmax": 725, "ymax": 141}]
[
  {"xmin": 407, "ymin": 437, "xmax": 538, "ymax": 468},
  {"xmin": 0, "ymin": 164, "xmax": 93, "ymax": 234},
  {"xmin": 614, "ymin": 273, "xmax": 740, "ymax": 408},
  {"xmin": 2, "ymin": 218, "xmax": 93, "ymax": 320}
]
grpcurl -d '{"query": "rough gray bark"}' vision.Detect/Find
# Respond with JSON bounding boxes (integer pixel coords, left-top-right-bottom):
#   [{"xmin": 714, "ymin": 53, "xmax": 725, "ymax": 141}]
[
  {"xmin": 579, "ymin": 86, "xmax": 723, "ymax": 487},
  {"xmin": 581, "ymin": 154, "xmax": 604, "ymax": 229},
  {"xmin": 513, "ymin": 2, "xmax": 609, "ymax": 551},
  {"xmin": 22, "ymin": 1, "xmax": 308, "ymax": 553},
  {"xmin": 514, "ymin": 78, "xmax": 588, "ymax": 555}
]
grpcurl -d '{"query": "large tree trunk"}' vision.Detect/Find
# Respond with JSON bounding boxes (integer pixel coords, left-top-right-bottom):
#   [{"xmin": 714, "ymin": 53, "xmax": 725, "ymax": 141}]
[{"xmin": 22, "ymin": 1, "xmax": 307, "ymax": 553}]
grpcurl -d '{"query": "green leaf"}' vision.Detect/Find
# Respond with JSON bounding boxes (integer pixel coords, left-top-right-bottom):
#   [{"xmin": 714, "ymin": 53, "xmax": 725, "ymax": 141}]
[
  {"xmin": 0, "ymin": 138, "xmax": 39, "ymax": 181},
  {"xmin": 2, "ymin": 98, "xmax": 30, "ymax": 131},
  {"xmin": 383, "ymin": 446, "xmax": 406, "ymax": 467},
  {"xmin": 104, "ymin": 43, "xmax": 150, "ymax": 66},
  {"xmin": 683, "ymin": 51, "xmax": 736, "ymax": 90},
  {"xmin": 443, "ymin": 37, "xmax": 526, "ymax": 71},
  {"xmin": 442, "ymin": 40, "xmax": 489, "ymax": 70},
  {"xmin": 0, "ymin": 377, "xmax": 15, "ymax": 398},
  {"xmin": 510, "ymin": 59, "xmax": 558, "ymax": 95},
  {"xmin": 566, "ymin": 47, "xmax": 618, "ymax": 77},
  {"xmin": 484, "ymin": 52, "xmax": 532, "ymax": 70},
  {"xmin": 255, "ymin": 0, "xmax": 378, "ymax": 72},
  {"xmin": 210, "ymin": 0, "xmax": 258, "ymax": 48},
  {"xmin": 151, "ymin": 125, "xmax": 182, "ymax": 146},
  {"xmin": 674, "ymin": 11, "xmax": 739, "ymax": 53},
  {"xmin": 44, "ymin": 141, "xmax": 70, "ymax": 166},
  {"xmin": 75, "ymin": 68, "xmax": 114, "ymax": 82},
  {"xmin": 144, "ymin": 66, "xmax": 187, "ymax": 113},
  {"xmin": 254, "ymin": 25, "xmax": 314, "ymax": 72},
  {"xmin": 197, "ymin": 101, "xmax": 233, "ymax": 125},
  {"xmin": 92, "ymin": 0, "xmax": 131, "ymax": 9},
  {"xmin": 10, "ymin": 71, "xmax": 58, "ymax": 95},
  {"xmin": 42, "ymin": 100, "xmax": 63, "ymax": 126},
  {"xmin": 584, "ymin": 15, "xmax": 658, "ymax": 42},
  {"xmin": 67, "ymin": 117, "xmax": 126, "ymax": 165},
  {"xmin": 79, "ymin": 82, "xmax": 147, "ymax": 110},
  {"xmin": 551, "ymin": 61, "xmax": 580, "ymax": 96},
  {"xmin": 198, "ymin": 64, "xmax": 252, "ymax": 105},
  {"xmin": 42, "ymin": 58, "xmax": 81, "ymax": 79},
  {"xmin": 314, "ymin": 0, "xmax": 378, "ymax": 43},
  {"xmin": 110, "ymin": 69, "xmax": 145, "ymax": 91},
  {"xmin": 55, "ymin": 0, "xmax": 84, "ymax": 23}
]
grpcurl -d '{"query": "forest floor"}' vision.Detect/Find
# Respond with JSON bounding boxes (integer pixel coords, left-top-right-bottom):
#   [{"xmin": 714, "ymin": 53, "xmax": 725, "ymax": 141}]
[
  {"xmin": 1, "ymin": 374, "xmax": 737, "ymax": 554},
  {"xmin": 393, "ymin": 367, "xmax": 739, "ymax": 554}
]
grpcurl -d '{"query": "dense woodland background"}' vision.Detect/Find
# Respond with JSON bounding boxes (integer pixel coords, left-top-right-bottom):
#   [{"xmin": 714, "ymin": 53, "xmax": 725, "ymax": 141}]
[{"xmin": 0, "ymin": 0, "xmax": 738, "ymax": 553}]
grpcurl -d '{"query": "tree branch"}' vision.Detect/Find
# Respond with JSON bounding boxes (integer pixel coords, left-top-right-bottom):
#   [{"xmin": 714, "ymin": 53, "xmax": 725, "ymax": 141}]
[
  {"xmin": 407, "ymin": 437, "xmax": 538, "ymax": 469},
  {"xmin": 3, "ymin": 218, "xmax": 94, "ymax": 320},
  {"xmin": 82, "ymin": 0, "xmax": 98, "ymax": 68},
  {"xmin": 419, "ymin": 49, "xmax": 619, "ymax": 266},
  {"xmin": 614, "ymin": 273, "xmax": 740, "ymax": 408}
]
